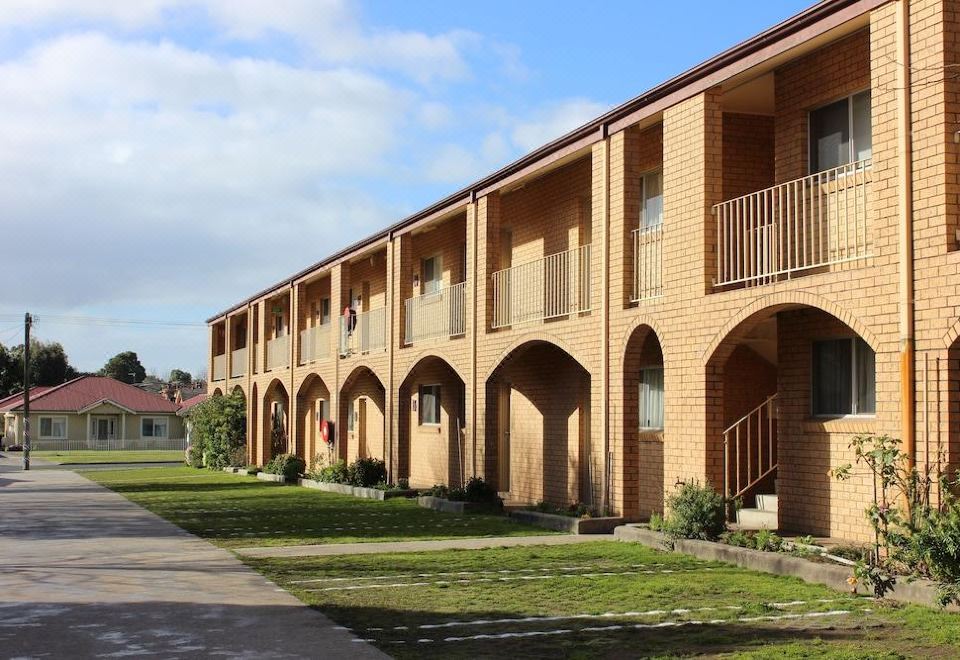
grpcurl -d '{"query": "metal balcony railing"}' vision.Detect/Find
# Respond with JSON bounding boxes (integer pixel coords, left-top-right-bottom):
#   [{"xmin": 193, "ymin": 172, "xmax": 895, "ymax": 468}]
[
  {"xmin": 340, "ymin": 307, "xmax": 386, "ymax": 357},
  {"xmin": 405, "ymin": 281, "xmax": 466, "ymax": 345},
  {"xmin": 631, "ymin": 225, "xmax": 663, "ymax": 302},
  {"xmin": 492, "ymin": 244, "xmax": 591, "ymax": 329}
]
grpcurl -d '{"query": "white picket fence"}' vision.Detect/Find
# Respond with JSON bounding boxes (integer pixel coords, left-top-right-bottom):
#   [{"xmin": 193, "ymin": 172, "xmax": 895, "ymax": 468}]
[{"xmin": 26, "ymin": 438, "xmax": 188, "ymax": 451}]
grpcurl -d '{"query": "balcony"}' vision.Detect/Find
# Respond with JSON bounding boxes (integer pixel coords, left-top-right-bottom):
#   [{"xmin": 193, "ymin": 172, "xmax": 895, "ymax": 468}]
[
  {"xmin": 631, "ymin": 225, "xmax": 663, "ymax": 302},
  {"xmin": 714, "ymin": 159, "xmax": 871, "ymax": 289},
  {"xmin": 300, "ymin": 324, "xmax": 331, "ymax": 364},
  {"xmin": 405, "ymin": 281, "xmax": 466, "ymax": 345},
  {"xmin": 340, "ymin": 307, "xmax": 386, "ymax": 357},
  {"xmin": 230, "ymin": 347, "xmax": 247, "ymax": 378},
  {"xmin": 212, "ymin": 353, "xmax": 226, "ymax": 381},
  {"xmin": 266, "ymin": 335, "xmax": 289, "ymax": 370},
  {"xmin": 492, "ymin": 244, "xmax": 591, "ymax": 329}
]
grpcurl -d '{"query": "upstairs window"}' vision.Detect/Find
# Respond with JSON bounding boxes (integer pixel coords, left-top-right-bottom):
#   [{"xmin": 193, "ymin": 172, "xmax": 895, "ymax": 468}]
[
  {"xmin": 640, "ymin": 170, "xmax": 663, "ymax": 229},
  {"xmin": 812, "ymin": 337, "xmax": 875, "ymax": 416},
  {"xmin": 809, "ymin": 90, "xmax": 872, "ymax": 173},
  {"xmin": 638, "ymin": 367, "xmax": 664, "ymax": 430},
  {"xmin": 320, "ymin": 298, "xmax": 330, "ymax": 325},
  {"xmin": 422, "ymin": 255, "xmax": 443, "ymax": 295}
]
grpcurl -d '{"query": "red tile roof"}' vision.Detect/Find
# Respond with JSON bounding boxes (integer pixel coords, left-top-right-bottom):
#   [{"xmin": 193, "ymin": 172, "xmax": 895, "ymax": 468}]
[
  {"xmin": 177, "ymin": 393, "xmax": 208, "ymax": 416},
  {"xmin": 0, "ymin": 376, "xmax": 180, "ymax": 414}
]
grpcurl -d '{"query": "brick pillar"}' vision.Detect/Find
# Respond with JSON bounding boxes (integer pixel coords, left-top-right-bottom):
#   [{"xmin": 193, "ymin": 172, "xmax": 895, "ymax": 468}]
[
  {"xmin": 288, "ymin": 285, "xmax": 299, "ymax": 456},
  {"xmin": 331, "ymin": 262, "xmax": 350, "ymax": 460},
  {"xmin": 473, "ymin": 192, "xmax": 500, "ymax": 482},
  {"xmin": 385, "ymin": 239, "xmax": 397, "ymax": 480},
  {"xmin": 465, "ymin": 200, "xmax": 479, "ymax": 482}
]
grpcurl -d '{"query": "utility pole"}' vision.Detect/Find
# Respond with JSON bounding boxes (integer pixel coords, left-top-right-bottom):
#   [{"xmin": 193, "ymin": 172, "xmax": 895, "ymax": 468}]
[{"xmin": 22, "ymin": 312, "xmax": 32, "ymax": 471}]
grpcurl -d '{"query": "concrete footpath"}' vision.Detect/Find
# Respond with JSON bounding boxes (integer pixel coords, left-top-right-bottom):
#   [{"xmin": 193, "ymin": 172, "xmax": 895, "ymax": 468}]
[
  {"xmin": 237, "ymin": 533, "xmax": 614, "ymax": 558},
  {"xmin": 0, "ymin": 459, "xmax": 386, "ymax": 659}
]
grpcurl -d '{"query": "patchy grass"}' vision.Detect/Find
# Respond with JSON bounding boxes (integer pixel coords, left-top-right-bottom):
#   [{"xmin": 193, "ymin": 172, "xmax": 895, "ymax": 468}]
[
  {"xmin": 249, "ymin": 541, "xmax": 960, "ymax": 659},
  {"xmin": 33, "ymin": 450, "xmax": 184, "ymax": 464},
  {"xmin": 83, "ymin": 466, "xmax": 552, "ymax": 548}
]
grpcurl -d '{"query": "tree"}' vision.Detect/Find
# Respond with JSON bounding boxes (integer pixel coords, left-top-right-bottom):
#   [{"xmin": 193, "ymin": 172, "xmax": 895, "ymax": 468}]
[
  {"xmin": 169, "ymin": 369, "xmax": 192, "ymax": 385},
  {"xmin": 100, "ymin": 351, "xmax": 146, "ymax": 384},
  {"xmin": 0, "ymin": 343, "xmax": 17, "ymax": 395},
  {"xmin": 1, "ymin": 340, "xmax": 77, "ymax": 395},
  {"xmin": 187, "ymin": 390, "xmax": 247, "ymax": 469}
]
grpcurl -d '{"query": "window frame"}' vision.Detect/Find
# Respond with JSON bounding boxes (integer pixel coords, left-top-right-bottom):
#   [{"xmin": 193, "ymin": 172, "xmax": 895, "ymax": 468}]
[
  {"xmin": 418, "ymin": 383, "xmax": 442, "ymax": 426},
  {"xmin": 38, "ymin": 415, "xmax": 68, "ymax": 440},
  {"xmin": 141, "ymin": 416, "xmax": 170, "ymax": 439},
  {"xmin": 421, "ymin": 254, "xmax": 443, "ymax": 295},
  {"xmin": 639, "ymin": 168, "xmax": 664, "ymax": 230},
  {"xmin": 638, "ymin": 366, "xmax": 665, "ymax": 431},
  {"xmin": 811, "ymin": 337, "xmax": 876, "ymax": 418},
  {"xmin": 808, "ymin": 89, "xmax": 872, "ymax": 174}
]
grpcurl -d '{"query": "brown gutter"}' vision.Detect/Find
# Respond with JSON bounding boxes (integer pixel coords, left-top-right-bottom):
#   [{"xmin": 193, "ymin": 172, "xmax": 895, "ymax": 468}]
[{"xmin": 206, "ymin": 0, "xmax": 881, "ymax": 324}]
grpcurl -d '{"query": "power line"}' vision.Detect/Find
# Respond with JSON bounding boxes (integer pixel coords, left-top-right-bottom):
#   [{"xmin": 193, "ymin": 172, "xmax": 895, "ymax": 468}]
[{"xmin": 0, "ymin": 313, "xmax": 205, "ymax": 329}]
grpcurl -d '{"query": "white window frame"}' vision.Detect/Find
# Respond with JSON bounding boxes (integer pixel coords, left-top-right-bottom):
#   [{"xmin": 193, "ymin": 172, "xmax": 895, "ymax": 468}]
[
  {"xmin": 421, "ymin": 254, "xmax": 443, "ymax": 295},
  {"xmin": 808, "ymin": 89, "xmax": 872, "ymax": 174},
  {"xmin": 638, "ymin": 367, "xmax": 664, "ymax": 431},
  {"xmin": 347, "ymin": 398, "xmax": 355, "ymax": 432},
  {"xmin": 811, "ymin": 337, "xmax": 876, "ymax": 418},
  {"xmin": 320, "ymin": 298, "xmax": 331, "ymax": 325},
  {"xmin": 640, "ymin": 169, "xmax": 663, "ymax": 230},
  {"xmin": 141, "ymin": 416, "xmax": 170, "ymax": 439},
  {"xmin": 418, "ymin": 384, "xmax": 442, "ymax": 426},
  {"xmin": 39, "ymin": 415, "xmax": 68, "ymax": 440}
]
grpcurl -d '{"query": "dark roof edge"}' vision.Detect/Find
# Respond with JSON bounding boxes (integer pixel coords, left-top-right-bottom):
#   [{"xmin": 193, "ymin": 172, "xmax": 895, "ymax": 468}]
[{"xmin": 206, "ymin": 0, "xmax": 879, "ymax": 323}]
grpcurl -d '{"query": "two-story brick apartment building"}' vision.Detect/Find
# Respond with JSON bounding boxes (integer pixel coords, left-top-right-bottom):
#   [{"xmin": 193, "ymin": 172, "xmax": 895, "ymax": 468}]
[{"xmin": 207, "ymin": 0, "xmax": 960, "ymax": 541}]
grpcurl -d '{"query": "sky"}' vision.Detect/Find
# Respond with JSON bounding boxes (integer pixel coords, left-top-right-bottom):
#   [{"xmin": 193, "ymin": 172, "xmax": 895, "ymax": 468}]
[{"xmin": 0, "ymin": 0, "xmax": 812, "ymax": 378}]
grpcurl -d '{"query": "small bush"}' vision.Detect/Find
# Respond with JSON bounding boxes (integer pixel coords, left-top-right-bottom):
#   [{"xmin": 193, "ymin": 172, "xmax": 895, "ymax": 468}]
[
  {"xmin": 661, "ymin": 481, "xmax": 727, "ymax": 540},
  {"xmin": 753, "ymin": 528, "xmax": 783, "ymax": 552},
  {"xmin": 264, "ymin": 453, "xmax": 305, "ymax": 480},
  {"xmin": 648, "ymin": 512, "xmax": 665, "ymax": 532},
  {"xmin": 722, "ymin": 530, "xmax": 753, "ymax": 548},
  {"xmin": 422, "ymin": 484, "xmax": 450, "ymax": 498},
  {"xmin": 348, "ymin": 457, "xmax": 387, "ymax": 488},
  {"xmin": 311, "ymin": 459, "xmax": 350, "ymax": 484},
  {"xmin": 461, "ymin": 476, "xmax": 500, "ymax": 504},
  {"xmin": 244, "ymin": 465, "xmax": 261, "ymax": 476}
]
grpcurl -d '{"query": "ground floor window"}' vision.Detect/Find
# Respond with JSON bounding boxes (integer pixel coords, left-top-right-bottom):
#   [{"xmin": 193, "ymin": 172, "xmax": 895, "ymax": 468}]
[
  {"xmin": 812, "ymin": 337, "xmax": 875, "ymax": 416},
  {"xmin": 638, "ymin": 367, "xmax": 664, "ymax": 430},
  {"xmin": 419, "ymin": 384, "xmax": 441, "ymax": 426},
  {"xmin": 142, "ymin": 417, "xmax": 169, "ymax": 438},
  {"xmin": 39, "ymin": 415, "xmax": 67, "ymax": 439}
]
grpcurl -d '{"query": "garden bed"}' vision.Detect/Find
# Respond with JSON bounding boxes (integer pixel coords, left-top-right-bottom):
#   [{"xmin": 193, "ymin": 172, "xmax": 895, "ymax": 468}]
[
  {"xmin": 256, "ymin": 472, "xmax": 289, "ymax": 484},
  {"xmin": 298, "ymin": 479, "xmax": 417, "ymax": 500},
  {"xmin": 416, "ymin": 496, "xmax": 499, "ymax": 514},
  {"xmin": 510, "ymin": 509, "xmax": 623, "ymax": 534}
]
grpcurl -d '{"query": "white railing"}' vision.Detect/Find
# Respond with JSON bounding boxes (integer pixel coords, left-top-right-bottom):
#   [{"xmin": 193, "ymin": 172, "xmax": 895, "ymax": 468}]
[
  {"xmin": 492, "ymin": 244, "xmax": 591, "ymax": 329},
  {"xmin": 405, "ymin": 281, "xmax": 466, "ymax": 345},
  {"xmin": 631, "ymin": 225, "xmax": 663, "ymax": 302},
  {"xmin": 31, "ymin": 438, "xmax": 188, "ymax": 451},
  {"xmin": 300, "ymin": 324, "xmax": 331, "ymax": 364},
  {"xmin": 340, "ymin": 306, "xmax": 387, "ymax": 357},
  {"xmin": 723, "ymin": 394, "xmax": 778, "ymax": 502},
  {"xmin": 212, "ymin": 353, "xmax": 226, "ymax": 381},
  {"xmin": 714, "ymin": 159, "xmax": 871, "ymax": 288},
  {"xmin": 266, "ymin": 335, "xmax": 289, "ymax": 370},
  {"xmin": 230, "ymin": 347, "xmax": 247, "ymax": 378}
]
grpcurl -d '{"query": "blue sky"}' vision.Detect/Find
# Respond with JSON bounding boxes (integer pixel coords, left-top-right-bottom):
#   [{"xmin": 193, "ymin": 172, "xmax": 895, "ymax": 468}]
[{"xmin": 0, "ymin": 0, "xmax": 811, "ymax": 377}]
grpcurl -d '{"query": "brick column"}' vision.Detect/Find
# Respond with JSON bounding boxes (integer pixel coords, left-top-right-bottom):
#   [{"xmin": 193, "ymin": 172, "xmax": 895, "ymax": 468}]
[{"xmin": 473, "ymin": 192, "xmax": 500, "ymax": 482}]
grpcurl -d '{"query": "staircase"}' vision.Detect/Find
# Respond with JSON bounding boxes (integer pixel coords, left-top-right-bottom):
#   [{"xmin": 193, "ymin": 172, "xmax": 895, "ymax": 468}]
[{"xmin": 723, "ymin": 393, "xmax": 779, "ymax": 529}]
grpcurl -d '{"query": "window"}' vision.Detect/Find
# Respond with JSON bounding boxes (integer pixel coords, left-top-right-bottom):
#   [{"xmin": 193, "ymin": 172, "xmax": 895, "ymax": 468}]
[
  {"xmin": 419, "ymin": 384, "xmax": 441, "ymax": 425},
  {"xmin": 142, "ymin": 417, "xmax": 169, "ymax": 438},
  {"xmin": 812, "ymin": 338, "xmax": 875, "ymax": 416},
  {"xmin": 320, "ymin": 298, "xmax": 330, "ymax": 325},
  {"xmin": 39, "ymin": 416, "xmax": 67, "ymax": 439},
  {"xmin": 640, "ymin": 170, "xmax": 663, "ymax": 229},
  {"xmin": 809, "ymin": 90, "xmax": 872, "ymax": 172},
  {"xmin": 315, "ymin": 399, "xmax": 329, "ymax": 424},
  {"xmin": 638, "ymin": 367, "xmax": 664, "ymax": 430},
  {"xmin": 274, "ymin": 312, "xmax": 284, "ymax": 337},
  {"xmin": 422, "ymin": 255, "xmax": 443, "ymax": 295},
  {"xmin": 347, "ymin": 399, "xmax": 355, "ymax": 432}
]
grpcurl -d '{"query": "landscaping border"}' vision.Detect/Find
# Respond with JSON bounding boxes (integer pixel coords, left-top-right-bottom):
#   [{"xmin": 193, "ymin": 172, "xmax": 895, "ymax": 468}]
[
  {"xmin": 510, "ymin": 510, "xmax": 623, "ymax": 534},
  {"xmin": 299, "ymin": 479, "xmax": 417, "ymax": 501},
  {"xmin": 614, "ymin": 525, "xmax": 958, "ymax": 611},
  {"xmin": 256, "ymin": 472, "xmax": 288, "ymax": 484},
  {"xmin": 417, "ymin": 496, "xmax": 501, "ymax": 514}
]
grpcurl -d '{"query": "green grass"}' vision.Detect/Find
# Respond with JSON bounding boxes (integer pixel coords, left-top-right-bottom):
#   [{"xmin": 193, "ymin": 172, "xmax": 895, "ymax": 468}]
[
  {"xmin": 83, "ymin": 466, "xmax": 554, "ymax": 548},
  {"xmin": 33, "ymin": 450, "xmax": 184, "ymax": 464},
  {"xmin": 249, "ymin": 541, "xmax": 960, "ymax": 659}
]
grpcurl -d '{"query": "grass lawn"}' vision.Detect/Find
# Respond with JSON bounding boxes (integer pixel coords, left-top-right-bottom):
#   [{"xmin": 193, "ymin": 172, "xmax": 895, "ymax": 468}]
[
  {"xmin": 32, "ymin": 450, "xmax": 184, "ymax": 464},
  {"xmin": 83, "ymin": 466, "xmax": 554, "ymax": 548},
  {"xmin": 250, "ymin": 541, "xmax": 960, "ymax": 659}
]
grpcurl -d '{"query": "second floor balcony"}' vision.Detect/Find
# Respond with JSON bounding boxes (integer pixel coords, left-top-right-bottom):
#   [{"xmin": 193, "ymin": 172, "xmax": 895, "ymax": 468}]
[
  {"xmin": 405, "ymin": 281, "xmax": 466, "ymax": 345},
  {"xmin": 266, "ymin": 334, "xmax": 289, "ymax": 370},
  {"xmin": 230, "ymin": 347, "xmax": 246, "ymax": 378},
  {"xmin": 212, "ymin": 353, "xmax": 226, "ymax": 381},
  {"xmin": 492, "ymin": 244, "xmax": 591, "ymax": 329},
  {"xmin": 340, "ymin": 306, "xmax": 386, "ymax": 357},
  {"xmin": 632, "ymin": 225, "xmax": 663, "ymax": 302},
  {"xmin": 714, "ymin": 159, "xmax": 871, "ymax": 290},
  {"xmin": 300, "ymin": 324, "xmax": 331, "ymax": 364}
]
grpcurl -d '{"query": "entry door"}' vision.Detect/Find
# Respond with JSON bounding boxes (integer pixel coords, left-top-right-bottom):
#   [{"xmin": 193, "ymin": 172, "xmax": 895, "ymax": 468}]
[
  {"xmin": 497, "ymin": 383, "xmax": 511, "ymax": 491},
  {"xmin": 94, "ymin": 417, "xmax": 116, "ymax": 445},
  {"xmin": 358, "ymin": 398, "xmax": 367, "ymax": 458}
]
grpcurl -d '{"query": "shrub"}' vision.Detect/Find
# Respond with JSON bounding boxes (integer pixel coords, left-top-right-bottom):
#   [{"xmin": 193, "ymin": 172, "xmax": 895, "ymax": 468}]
[
  {"xmin": 648, "ymin": 512, "xmax": 665, "ymax": 532},
  {"xmin": 461, "ymin": 476, "xmax": 501, "ymax": 504},
  {"xmin": 661, "ymin": 481, "xmax": 727, "ymax": 540},
  {"xmin": 311, "ymin": 458, "xmax": 350, "ymax": 484},
  {"xmin": 422, "ymin": 484, "xmax": 450, "ymax": 498},
  {"xmin": 187, "ymin": 390, "xmax": 247, "ymax": 470},
  {"xmin": 244, "ymin": 464, "xmax": 260, "ymax": 475},
  {"xmin": 264, "ymin": 453, "xmax": 305, "ymax": 480},
  {"xmin": 347, "ymin": 457, "xmax": 387, "ymax": 488},
  {"xmin": 753, "ymin": 528, "xmax": 783, "ymax": 552}
]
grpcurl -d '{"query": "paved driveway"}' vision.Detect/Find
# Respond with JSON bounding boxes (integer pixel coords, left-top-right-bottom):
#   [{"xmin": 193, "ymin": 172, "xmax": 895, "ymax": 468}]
[{"xmin": 0, "ymin": 457, "xmax": 386, "ymax": 658}]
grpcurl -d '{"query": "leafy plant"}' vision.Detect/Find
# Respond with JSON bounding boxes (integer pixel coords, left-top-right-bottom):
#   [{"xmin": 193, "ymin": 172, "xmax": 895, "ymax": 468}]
[
  {"xmin": 264, "ymin": 453, "xmax": 305, "ymax": 480},
  {"xmin": 187, "ymin": 390, "xmax": 246, "ymax": 470},
  {"xmin": 310, "ymin": 458, "xmax": 350, "ymax": 484},
  {"xmin": 348, "ymin": 457, "xmax": 387, "ymax": 487},
  {"xmin": 753, "ymin": 528, "xmax": 783, "ymax": 552},
  {"xmin": 660, "ymin": 480, "xmax": 727, "ymax": 540},
  {"xmin": 648, "ymin": 512, "xmax": 664, "ymax": 532}
]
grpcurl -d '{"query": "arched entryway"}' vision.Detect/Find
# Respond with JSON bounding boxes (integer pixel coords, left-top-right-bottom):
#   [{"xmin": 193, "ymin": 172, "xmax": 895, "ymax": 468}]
[
  {"xmin": 262, "ymin": 379, "xmax": 289, "ymax": 464},
  {"xmin": 622, "ymin": 324, "xmax": 665, "ymax": 521},
  {"xmin": 296, "ymin": 374, "xmax": 331, "ymax": 467},
  {"xmin": 485, "ymin": 340, "xmax": 591, "ymax": 507},
  {"xmin": 338, "ymin": 366, "xmax": 385, "ymax": 464},
  {"xmin": 211, "ymin": 387, "xmax": 224, "ymax": 397},
  {"xmin": 398, "ymin": 356, "xmax": 466, "ymax": 488},
  {"xmin": 705, "ymin": 303, "xmax": 879, "ymax": 540}
]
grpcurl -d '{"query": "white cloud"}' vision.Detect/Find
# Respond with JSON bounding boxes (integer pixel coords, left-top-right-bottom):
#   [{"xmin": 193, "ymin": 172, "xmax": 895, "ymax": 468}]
[{"xmin": 510, "ymin": 98, "xmax": 610, "ymax": 151}]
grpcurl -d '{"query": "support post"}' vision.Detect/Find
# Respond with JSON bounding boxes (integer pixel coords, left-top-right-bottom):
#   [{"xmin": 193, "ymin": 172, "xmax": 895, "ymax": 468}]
[{"xmin": 22, "ymin": 312, "xmax": 32, "ymax": 471}]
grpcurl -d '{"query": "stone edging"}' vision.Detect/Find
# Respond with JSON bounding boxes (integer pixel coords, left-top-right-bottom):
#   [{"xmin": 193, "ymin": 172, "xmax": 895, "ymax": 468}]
[
  {"xmin": 417, "ymin": 496, "xmax": 501, "ymax": 514},
  {"xmin": 299, "ymin": 479, "xmax": 417, "ymax": 501},
  {"xmin": 509, "ymin": 510, "xmax": 624, "ymax": 534},
  {"xmin": 614, "ymin": 525, "xmax": 957, "ymax": 611},
  {"xmin": 256, "ymin": 472, "xmax": 289, "ymax": 483}
]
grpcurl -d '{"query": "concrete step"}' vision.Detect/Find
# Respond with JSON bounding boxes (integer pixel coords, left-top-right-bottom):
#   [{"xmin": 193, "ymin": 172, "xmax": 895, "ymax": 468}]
[
  {"xmin": 735, "ymin": 507, "xmax": 778, "ymax": 530},
  {"xmin": 755, "ymin": 494, "xmax": 778, "ymax": 513}
]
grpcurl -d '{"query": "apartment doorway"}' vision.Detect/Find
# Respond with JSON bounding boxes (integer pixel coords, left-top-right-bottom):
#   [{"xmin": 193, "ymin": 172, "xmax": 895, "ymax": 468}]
[
  {"xmin": 357, "ymin": 397, "xmax": 368, "ymax": 458},
  {"xmin": 497, "ymin": 382, "xmax": 511, "ymax": 492}
]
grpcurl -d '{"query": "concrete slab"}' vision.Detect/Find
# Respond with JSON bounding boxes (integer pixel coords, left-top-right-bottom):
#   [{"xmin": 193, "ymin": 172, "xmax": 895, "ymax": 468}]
[
  {"xmin": 236, "ymin": 534, "xmax": 614, "ymax": 559},
  {"xmin": 0, "ymin": 457, "xmax": 386, "ymax": 659}
]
